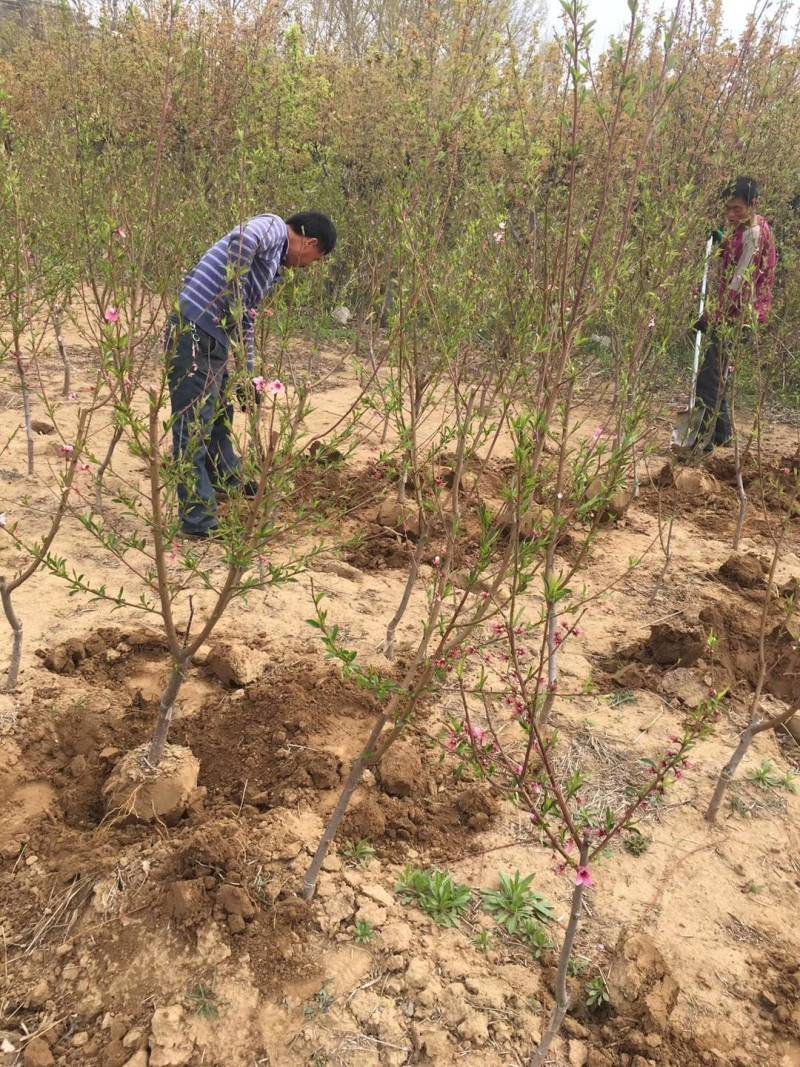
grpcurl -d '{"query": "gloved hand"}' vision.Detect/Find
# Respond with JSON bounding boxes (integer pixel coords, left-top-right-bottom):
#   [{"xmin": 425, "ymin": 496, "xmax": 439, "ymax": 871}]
[
  {"xmin": 235, "ymin": 382, "xmax": 263, "ymax": 411},
  {"xmin": 709, "ymin": 228, "xmax": 725, "ymax": 246},
  {"xmin": 692, "ymin": 312, "xmax": 708, "ymax": 334}
]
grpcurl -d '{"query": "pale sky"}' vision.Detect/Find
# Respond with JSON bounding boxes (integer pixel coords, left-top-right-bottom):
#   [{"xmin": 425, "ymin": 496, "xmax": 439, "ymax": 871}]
[{"xmin": 551, "ymin": 0, "xmax": 799, "ymax": 50}]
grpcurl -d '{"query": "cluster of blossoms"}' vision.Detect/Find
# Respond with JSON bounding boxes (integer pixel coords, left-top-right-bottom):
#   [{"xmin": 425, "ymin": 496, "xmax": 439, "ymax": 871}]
[{"xmin": 251, "ymin": 377, "xmax": 285, "ymax": 397}]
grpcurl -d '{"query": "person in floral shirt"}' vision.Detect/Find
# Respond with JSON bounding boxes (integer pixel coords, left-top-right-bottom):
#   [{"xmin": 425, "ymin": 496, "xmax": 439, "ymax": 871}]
[{"xmin": 695, "ymin": 176, "xmax": 777, "ymax": 450}]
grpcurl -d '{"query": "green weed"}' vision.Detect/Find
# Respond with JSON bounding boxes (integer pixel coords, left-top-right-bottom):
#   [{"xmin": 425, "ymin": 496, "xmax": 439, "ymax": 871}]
[
  {"xmin": 482, "ymin": 871, "xmax": 554, "ymax": 933},
  {"xmin": 396, "ymin": 867, "xmax": 472, "ymax": 927}
]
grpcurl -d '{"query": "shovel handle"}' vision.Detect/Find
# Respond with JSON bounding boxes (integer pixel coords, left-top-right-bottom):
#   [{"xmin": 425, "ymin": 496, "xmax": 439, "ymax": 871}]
[{"xmin": 689, "ymin": 235, "xmax": 715, "ymax": 411}]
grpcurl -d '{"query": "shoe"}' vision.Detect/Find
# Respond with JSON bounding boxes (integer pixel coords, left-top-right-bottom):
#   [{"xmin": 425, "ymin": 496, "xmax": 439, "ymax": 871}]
[
  {"xmin": 215, "ymin": 480, "xmax": 259, "ymax": 499},
  {"xmin": 181, "ymin": 526, "xmax": 223, "ymax": 542}
]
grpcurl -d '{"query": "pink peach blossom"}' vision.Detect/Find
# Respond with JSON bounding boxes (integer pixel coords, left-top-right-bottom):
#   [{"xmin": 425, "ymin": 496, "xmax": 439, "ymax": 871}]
[{"xmin": 576, "ymin": 866, "xmax": 594, "ymax": 888}]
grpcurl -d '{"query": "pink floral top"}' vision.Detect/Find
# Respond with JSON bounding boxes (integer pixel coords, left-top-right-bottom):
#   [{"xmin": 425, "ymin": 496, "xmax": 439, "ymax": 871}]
[{"xmin": 716, "ymin": 215, "xmax": 777, "ymax": 326}]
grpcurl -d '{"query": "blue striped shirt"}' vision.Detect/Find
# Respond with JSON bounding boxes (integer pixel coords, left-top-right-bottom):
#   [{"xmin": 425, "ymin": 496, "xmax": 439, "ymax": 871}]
[{"xmin": 179, "ymin": 214, "xmax": 288, "ymax": 370}]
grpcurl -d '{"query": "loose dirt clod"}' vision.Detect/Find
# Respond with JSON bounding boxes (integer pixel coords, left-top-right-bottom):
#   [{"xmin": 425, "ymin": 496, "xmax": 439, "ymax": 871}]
[
  {"xmin": 717, "ymin": 553, "xmax": 768, "ymax": 589},
  {"xmin": 102, "ymin": 744, "xmax": 199, "ymax": 825},
  {"xmin": 30, "ymin": 419, "xmax": 55, "ymax": 436},
  {"xmin": 661, "ymin": 667, "xmax": 708, "ymax": 708},
  {"xmin": 674, "ymin": 467, "xmax": 718, "ymax": 496},
  {"xmin": 166, "ymin": 879, "xmax": 209, "ymax": 927},
  {"xmin": 585, "ymin": 477, "xmax": 633, "ymax": 520},
  {"xmin": 608, "ymin": 931, "xmax": 679, "ymax": 1030},
  {"xmin": 341, "ymin": 796, "xmax": 387, "ymax": 839},
  {"xmin": 456, "ymin": 784, "xmax": 498, "ymax": 830},
  {"xmin": 376, "ymin": 497, "xmax": 421, "ymax": 538},
  {"xmin": 377, "ymin": 742, "xmax": 423, "ymax": 797},
  {"xmin": 643, "ymin": 623, "xmax": 706, "ymax": 668},
  {"xmin": 23, "ymin": 1038, "xmax": 55, "ymax": 1067},
  {"xmin": 206, "ymin": 642, "xmax": 268, "ymax": 687}
]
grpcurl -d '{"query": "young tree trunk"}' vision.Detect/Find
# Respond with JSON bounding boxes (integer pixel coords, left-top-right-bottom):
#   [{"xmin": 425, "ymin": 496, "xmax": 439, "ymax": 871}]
[
  {"xmin": 1, "ymin": 583, "xmax": 23, "ymax": 692},
  {"xmin": 539, "ymin": 548, "xmax": 560, "ymax": 727},
  {"xmin": 651, "ymin": 502, "xmax": 674, "ymax": 604},
  {"xmin": 379, "ymin": 274, "xmax": 395, "ymax": 329},
  {"xmin": 14, "ymin": 342, "xmax": 34, "ymax": 475},
  {"xmin": 94, "ymin": 426, "xmax": 124, "ymax": 512},
  {"xmin": 706, "ymin": 700, "xmax": 798, "ymax": 823},
  {"xmin": 530, "ymin": 842, "xmax": 589, "ymax": 1067},
  {"xmin": 303, "ymin": 710, "xmax": 388, "ymax": 900},
  {"xmin": 53, "ymin": 306, "xmax": 71, "ymax": 398},
  {"xmin": 146, "ymin": 660, "xmax": 187, "ymax": 768},
  {"xmin": 730, "ymin": 386, "xmax": 747, "ymax": 549},
  {"xmin": 384, "ymin": 533, "xmax": 427, "ymax": 660}
]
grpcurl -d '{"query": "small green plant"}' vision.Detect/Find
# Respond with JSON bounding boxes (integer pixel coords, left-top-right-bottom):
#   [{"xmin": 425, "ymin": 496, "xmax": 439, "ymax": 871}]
[
  {"xmin": 353, "ymin": 920, "xmax": 375, "ymax": 944},
  {"xmin": 568, "ymin": 957, "xmax": 590, "ymax": 978},
  {"xmin": 742, "ymin": 880, "xmax": 765, "ymax": 895},
  {"xmin": 585, "ymin": 975, "xmax": 610, "ymax": 1012},
  {"xmin": 623, "ymin": 831, "xmax": 651, "ymax": 856},
  {"xmin": 729, "ymin": 795, "xmax": 752, "ymax": 817},
  {"xmin": 396, "ymin": 867, "xmax": 472, "ymax": 927},
  {"xmin": 747, "ymin": 759, "xmax": 798, "ymax": 792},
  {"xmin": 581, "ymin": 673, "xmax": 597, "ymax": 695},
  {"xmin": 608, "ymin": 689, "xmax": 636, "ymax": 708},
  {"xmin": 342, "ymin": 839, "xmax": 376, "ymax": 868},
  {"xmin": 473, "ymin": 929, "xmax": 494, "ymax": 953},
  {"xmin": 482, "ymin": 871, "xmax": 554, "ymax": 933},
  {"xmin": 186, "ymin": 985, "xmax": 218, "ymax": 1019},
  {"xmin": 519, "ymin": 917, "xmax": 554, "ymax": 959},
  {"xmin": 304, "ymin": 986, "xmax": 336, "ymax": 1018}
]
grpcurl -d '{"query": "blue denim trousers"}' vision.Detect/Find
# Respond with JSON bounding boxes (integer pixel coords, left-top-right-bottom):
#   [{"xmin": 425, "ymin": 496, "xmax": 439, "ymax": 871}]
[{"xmin": 166, "ymin": 316, "xmax": 240, "ymax": 535}]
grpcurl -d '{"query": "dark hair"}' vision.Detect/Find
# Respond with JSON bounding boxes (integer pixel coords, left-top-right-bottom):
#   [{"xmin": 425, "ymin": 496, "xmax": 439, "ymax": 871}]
[
  {"xmin": 722, "ymin": 176, "xmax": 760, "ymax": 205},
  {"xmin": 286, "ymin": 211, "xmax": 337, "ymax": 254}
]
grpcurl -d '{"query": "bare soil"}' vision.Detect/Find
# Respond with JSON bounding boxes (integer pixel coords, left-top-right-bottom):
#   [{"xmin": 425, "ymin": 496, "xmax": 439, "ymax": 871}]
[{"xmin": 1, "ymin": 331, "xmax": 799, "ymax": 1067}]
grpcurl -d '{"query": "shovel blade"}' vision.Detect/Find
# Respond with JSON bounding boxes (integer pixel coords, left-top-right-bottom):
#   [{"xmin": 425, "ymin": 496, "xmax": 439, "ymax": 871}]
[{"xmin": 671, "ymin": 407, "xmax": 703, "ymax": 453}]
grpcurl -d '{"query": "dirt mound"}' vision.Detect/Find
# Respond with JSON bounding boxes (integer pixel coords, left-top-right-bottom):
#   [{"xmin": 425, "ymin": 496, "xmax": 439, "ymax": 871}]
[
  {"xmin": 344, "ymin": 527, "xmax": 412, "ymax": 571},
  {"xmin": 600, "ymin": 598, "xmax": 798, "ymax": 703},
  {"xmin": 40, "ymin": 627, "xmax": 167, "ymax": 676},
  {"xmin": 455, "ymin": 784, "xmax": 499, "ymax": 830},
  {"xmin": 717, "ymin": 553, "xmax": 768, "ymax": 590},
  {"xmin": 698, "ymin": 603, "xmax": 799, "ymax": 700},
  {"xmin": 754, "ymin": 947, "xmax": 800, "ymax": 1038},
  {"xmin": 643, "ymin": 623, "xmax": 706, "ymax": 668},
  {"xmin": 183, "ymin": 668, "xmax": 371, "ymax": 807},
  {"xmin": 291, "ymin": 458, "xmax": 380, "ymax": 517},
  {"xmin": 585, "ymin": 477, "xmax": 633, "ymax": 520}
]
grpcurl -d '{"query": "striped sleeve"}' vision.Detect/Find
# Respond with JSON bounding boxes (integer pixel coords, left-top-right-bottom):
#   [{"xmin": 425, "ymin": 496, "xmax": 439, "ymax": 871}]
[{"xmin": 227, "ymin": 225, "xmax": 257, "ymax": 366}]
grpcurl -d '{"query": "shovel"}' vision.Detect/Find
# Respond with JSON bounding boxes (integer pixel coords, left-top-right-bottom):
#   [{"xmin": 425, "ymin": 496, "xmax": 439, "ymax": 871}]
[{"xmin": 671, "ymin": 234, "xmax": 715, "ymax": 455}]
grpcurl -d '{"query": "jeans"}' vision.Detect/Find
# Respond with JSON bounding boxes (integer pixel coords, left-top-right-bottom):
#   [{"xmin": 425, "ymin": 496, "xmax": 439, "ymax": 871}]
[
  {"xmin": 696, "ymin": 330, "xmax": 732, "ymax": 445},
  {"xmin": 166, "ymin": 316, "xmax": 240, "ymax": 535}
]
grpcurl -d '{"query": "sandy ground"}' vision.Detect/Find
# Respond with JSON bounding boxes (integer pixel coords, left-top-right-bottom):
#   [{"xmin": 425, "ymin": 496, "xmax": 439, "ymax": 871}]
[{"xmin": 0, "ymin": 322, "xmax": 799, "ymax": 1067}]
